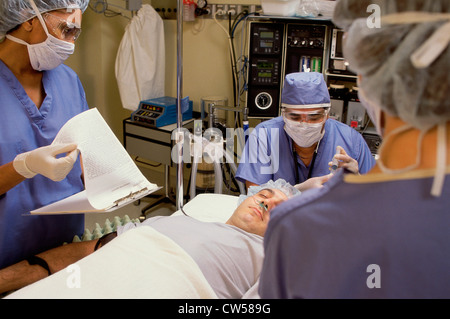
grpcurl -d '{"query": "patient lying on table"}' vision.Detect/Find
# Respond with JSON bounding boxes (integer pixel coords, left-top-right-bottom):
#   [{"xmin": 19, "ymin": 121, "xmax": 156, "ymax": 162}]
[{"xmin": 0, "ymin": 179, "xmax": 300, "ymax": 298}]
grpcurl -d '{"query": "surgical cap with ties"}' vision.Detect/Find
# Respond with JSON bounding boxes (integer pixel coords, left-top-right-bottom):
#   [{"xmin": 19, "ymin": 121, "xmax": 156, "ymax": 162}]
[
  {"xmin": 281, "ymin": 72, "xmax": 331, "ymax": 109},
  {"xmin": 0, "ymin": 0, "xmax": 90, "ymax": 39},
  {"xmin": 333, "ymin": 0, "xmax": 450, "ymax": 197},
  {"xmin": 333, "ymin": 0, "xmax": 450, "ymax": 131}
]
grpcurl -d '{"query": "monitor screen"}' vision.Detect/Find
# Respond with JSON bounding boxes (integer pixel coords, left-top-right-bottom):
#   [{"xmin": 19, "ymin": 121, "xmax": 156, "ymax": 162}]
[{"xmin": 331, "ymin": 29, "xmax": 345, "ymax": 60}]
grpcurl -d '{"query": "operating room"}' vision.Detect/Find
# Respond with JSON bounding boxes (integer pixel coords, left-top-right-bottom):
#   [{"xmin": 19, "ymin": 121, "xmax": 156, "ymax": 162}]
[{"xmin": 1, "ymin": 0, "xmax": 449, "ymax": 301}]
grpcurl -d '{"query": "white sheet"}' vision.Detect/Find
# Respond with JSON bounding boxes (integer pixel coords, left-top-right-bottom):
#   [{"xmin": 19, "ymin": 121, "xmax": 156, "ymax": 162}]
[
  {"xmin": 172, "ymin": 193, "xmax": 239, "ymax": 223},
  {"xmin": 6, "ymin": 193, "xmax": 240, "ymax": 299},
  {"xmin": 7, "ymin": 227, "xmax": 217, "ymax": 299}
]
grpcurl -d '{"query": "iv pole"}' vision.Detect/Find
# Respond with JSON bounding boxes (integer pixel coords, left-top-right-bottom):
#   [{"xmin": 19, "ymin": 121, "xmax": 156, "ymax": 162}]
[{"xmin": 175, "ymin": 0, "xmax": 184, "ymax": 211}]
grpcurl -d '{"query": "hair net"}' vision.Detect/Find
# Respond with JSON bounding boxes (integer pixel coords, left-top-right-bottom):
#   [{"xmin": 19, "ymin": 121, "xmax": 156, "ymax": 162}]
[
  {"xmin": 237, "ymin": 179, "xmax": 301, "ymax": 206},
  {"xmin": 281, "ymin": 72, "xmax": 331, "ymax": 109},
  {"xmin": 0, "ymin": 0, "xmax": 89, "ymax": 39},
  {"xmin": 333, "ymin": 0, "xmax": 450, "ymax": 130}
]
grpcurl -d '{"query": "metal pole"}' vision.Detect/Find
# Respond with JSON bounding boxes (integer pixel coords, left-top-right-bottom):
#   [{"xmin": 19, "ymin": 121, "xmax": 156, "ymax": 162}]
[{"xmin": 176, "ymin": 0, "xmax": 184, "ymax": 210}]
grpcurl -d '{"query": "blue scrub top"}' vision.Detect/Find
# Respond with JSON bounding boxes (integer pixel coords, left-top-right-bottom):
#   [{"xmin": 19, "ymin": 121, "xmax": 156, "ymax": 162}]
[
  {"xmin": 0, "ymin": 60, "xmax": 88, "ymax": 269},
  {"xmin": 235, "ymin": 116, "xmax": 376, "ymax": 186},
  {"xmin": 260, "ymin": 170, "xmax": 450, "ymax": 298}
]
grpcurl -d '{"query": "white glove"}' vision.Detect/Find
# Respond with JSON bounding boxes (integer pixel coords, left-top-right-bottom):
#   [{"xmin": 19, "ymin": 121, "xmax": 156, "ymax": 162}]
[
  {"xmin": 13, "ymin": 143, "xmax": 79, "ymax": 181},
  {"xmin": 328, "ymin": 146, "xmax": 360, "ymax": 174},
  {"xmin": 295, "ymin": 174, "xmax": 333, "ymax": 192}
]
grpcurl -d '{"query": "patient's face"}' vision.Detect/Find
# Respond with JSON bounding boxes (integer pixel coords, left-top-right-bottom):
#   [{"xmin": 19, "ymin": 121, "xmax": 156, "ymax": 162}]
[{"xmin": 226, "ymin": 188, "xmax": 288, "ymax": 237}]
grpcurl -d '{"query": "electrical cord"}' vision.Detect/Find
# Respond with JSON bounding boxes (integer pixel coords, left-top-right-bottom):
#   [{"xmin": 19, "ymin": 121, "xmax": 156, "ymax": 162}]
[
  {"xmin": 229, "ymin": 14, "xmax": 238, "ymax": 109},
  {"xmin": 232, "ymin": 12, "xmax": 253, "ymax": 129},
  {"xmin": 89, "ymin": 0, "xmax": 132, "ymax": 19},
  {"xmin": 221, "ymin": 162, "xmax": 240, "ymax": 193},
  {"xmin": 213, "ymin": 10, "xmax": 239, "ymax": 108}
]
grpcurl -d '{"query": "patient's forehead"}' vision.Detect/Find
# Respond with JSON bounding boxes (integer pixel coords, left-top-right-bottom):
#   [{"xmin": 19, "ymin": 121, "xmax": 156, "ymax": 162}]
[{"xmin": 255, "ymin": 188, "xmax": 288, "ymax": 201}]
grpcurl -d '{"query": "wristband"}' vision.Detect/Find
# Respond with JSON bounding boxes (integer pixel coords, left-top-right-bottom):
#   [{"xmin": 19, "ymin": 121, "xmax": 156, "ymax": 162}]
[
  {"xmin": 26, "ymin": 255, "xmax": 51, "ymax": 276},
  {"xmin": 94, "ymin": 232, "xmax": 118, "ymax": 251}
]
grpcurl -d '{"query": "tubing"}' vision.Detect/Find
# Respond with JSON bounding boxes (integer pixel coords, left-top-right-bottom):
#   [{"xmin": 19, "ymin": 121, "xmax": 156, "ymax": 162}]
[{"xmin": 176, "ymin": 0, "xmax": 184, "ymax": 210}]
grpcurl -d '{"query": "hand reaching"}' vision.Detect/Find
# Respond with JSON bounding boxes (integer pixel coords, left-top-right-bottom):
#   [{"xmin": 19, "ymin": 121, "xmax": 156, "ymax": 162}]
[
  {"xmin": 328, "ymin": 146, "xmax": 359, "ymax": 174},
  {"xmin": 295, "ymin": 173, "xmax": 333, "ymax": 192}
]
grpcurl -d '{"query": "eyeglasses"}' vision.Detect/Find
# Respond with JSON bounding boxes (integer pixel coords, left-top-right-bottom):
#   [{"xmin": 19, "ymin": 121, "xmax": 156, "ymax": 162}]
[
  {"xmin": 43, "ymin": 12, "xmax": 82, "ymax": 41},
  {"xmin": 282, "ymin": 108, "xmax": 329, "ymax": 124}
]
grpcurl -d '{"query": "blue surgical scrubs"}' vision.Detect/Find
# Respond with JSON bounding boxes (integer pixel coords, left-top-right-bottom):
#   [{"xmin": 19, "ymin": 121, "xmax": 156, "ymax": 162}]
[
  {"xmin": 260, "ymin": 170, "xmax": 450, "ymax": 298},
  {"xmin": 236, "ymin": 116, "xmax": 376, "ymax": 186},
  {"xmin": 0, "ymin": 60, "xmax": 88, "ymax": 269}
]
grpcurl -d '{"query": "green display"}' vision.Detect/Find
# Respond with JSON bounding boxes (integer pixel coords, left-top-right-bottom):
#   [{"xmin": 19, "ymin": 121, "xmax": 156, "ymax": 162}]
[
  {"xmin": 257, "ymin": 62, "xmax": 274, "ymax": 69},
  {"xmin": 260, "ymin": 31, "xmax": 274, "ymax": 39},
  {"xmin": 258, "ymin": 72, "xmax": 272, "ymax": 78}
]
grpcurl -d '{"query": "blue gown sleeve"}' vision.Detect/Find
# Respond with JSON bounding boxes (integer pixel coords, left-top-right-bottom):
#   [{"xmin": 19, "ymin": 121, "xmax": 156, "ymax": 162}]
[
  {"xmin": 355, "ymin": 133, "xmax": 376, "ymax": 174},
  {"xmin": 235, "ymin": 126, "xmax": 275, "ymax": 185}
]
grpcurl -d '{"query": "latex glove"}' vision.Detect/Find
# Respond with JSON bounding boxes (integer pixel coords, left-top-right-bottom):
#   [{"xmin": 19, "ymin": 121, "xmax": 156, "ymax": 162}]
[
  {"xmin": 328, "ymin": 146, "xmax": 359, "ymax": 174},
  {"xmin": 13, "ymin": 143, "xmax": 79, "ymax": 181},
  {"xmin": 295, "ymin": 173, "xmax": 333, "ymax": 192}
]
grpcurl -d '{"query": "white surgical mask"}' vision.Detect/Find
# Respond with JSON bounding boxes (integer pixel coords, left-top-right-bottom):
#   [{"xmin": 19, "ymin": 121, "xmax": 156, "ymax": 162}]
[
  {"xmin": 6, "ymin": 33, "xmax": 74, "ymax": 71},
  {"xmin": 6, "ymin": 0, "xmax": 75, "ymax": 71},
  {"xmin": 283, "ymin": 116, "xmax": 325, "ymax": 148}
]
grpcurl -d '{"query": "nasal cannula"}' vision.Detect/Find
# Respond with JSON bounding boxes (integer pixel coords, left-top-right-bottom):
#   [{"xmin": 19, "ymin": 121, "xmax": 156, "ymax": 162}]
[
  {"xmin": 254, "ymin": 196, "xmax": 269, "ymax": 213},
  {"xmin": 259, "ymin": 201, "xmax": 268, "ymax": 213}
]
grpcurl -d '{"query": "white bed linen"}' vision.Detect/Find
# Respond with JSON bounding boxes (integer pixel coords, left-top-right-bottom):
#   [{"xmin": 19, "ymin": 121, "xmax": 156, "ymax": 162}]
[
  {"xmin": 6, "ymin": 193, "xmax": 239, "ymax": 299},
  {"xmin": 172, "ymin": 193, "xmax": 238, "ymax": 222}
]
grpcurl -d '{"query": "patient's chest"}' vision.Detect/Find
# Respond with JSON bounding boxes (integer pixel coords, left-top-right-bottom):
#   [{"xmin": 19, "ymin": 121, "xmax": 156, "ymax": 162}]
[{"xmin": 143, "ymin": 216, "xmax": 264, "ymax": 298}]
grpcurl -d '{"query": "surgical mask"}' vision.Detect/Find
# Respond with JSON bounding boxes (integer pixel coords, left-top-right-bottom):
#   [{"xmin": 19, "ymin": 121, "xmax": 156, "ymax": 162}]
[
  {"xmin": 358, "ymin": 86, "xmax": 384, "ymax": 137},
  {"xmin": 5, "ymin": 0, "xmax": 75, "ymax": 71},
  {"xmin": 7, "ymin": 33, "xmax": 74, "ymax": 71},
  {"xmin": 283, "ymin": 116, "xmax": 326, "ymax": 148}
]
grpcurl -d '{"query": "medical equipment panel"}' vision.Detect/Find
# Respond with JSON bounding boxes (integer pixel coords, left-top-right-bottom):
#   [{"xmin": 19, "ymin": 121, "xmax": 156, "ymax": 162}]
[
  {"xmin": 362, "ymin": 130, "xmax": 382, "ymax": 156},
  {"xmin": 346, "ymin": 88, "xmax": 366, "ymax": 130},
  {"xmin": 284, "ymin": 23, "xmax": 327, "ymax": 75},
  {"xmin": 328, "ymin": 27, "xmax": 356, "ymax": 76},
  {"xmin": 247, "ymin": 22, "xmax": 285, "ymax": 118},
  {"xmin": 330, "ymin": 28, "xmax": 344, "ymax": 60},
  {"xmin": 246, "ymin": 19, "xmax": 331, "ymax": 118},
  {"xmin": 131, "ymin": 96, "xmax": 193, "ymax": 128},
  {"xmin": 329, "ymin": 84, "xmax": 347, "ymax": 123}
]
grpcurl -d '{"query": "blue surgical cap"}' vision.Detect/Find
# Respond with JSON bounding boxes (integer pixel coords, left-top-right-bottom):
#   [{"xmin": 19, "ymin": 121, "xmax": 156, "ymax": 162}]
[
  {"xmin": 0, "ymin": 0, "xmax": 90, "ymax": 38},
  {"xmin": 281, "ymin": 72, "xmax": 331, "ymax": 109},
  {"xmin": 237, "ymin": 179, "xmax": 301, "ymax": 206}
]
